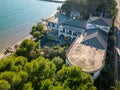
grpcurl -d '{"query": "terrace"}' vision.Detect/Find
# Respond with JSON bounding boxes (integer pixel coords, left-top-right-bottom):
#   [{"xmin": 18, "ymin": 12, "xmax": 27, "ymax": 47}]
[{"xmin": 66, "ymin": 36, "xmax": 106, "ymax": 73}]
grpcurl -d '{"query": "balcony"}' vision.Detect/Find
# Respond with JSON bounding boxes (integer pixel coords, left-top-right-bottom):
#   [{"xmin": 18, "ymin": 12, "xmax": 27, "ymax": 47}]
[{"xmin": 47, "ymin": 23, "xmax": 59, "ymax": 30}]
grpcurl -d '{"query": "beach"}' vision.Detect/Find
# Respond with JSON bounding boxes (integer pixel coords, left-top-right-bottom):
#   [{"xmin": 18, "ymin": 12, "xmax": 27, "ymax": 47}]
[{"xmin": 0, "ymin": 35, "xmax": 33, "ymax": 59}]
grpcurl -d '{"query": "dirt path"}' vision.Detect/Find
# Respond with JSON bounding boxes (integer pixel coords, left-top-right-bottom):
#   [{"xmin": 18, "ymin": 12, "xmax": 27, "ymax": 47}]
[{"xmin": 115, "ymin": 0, "xmax": 120, "ymax": 28}]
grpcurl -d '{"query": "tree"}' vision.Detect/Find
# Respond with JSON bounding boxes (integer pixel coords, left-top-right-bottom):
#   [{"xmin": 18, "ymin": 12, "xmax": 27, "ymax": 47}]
[
  {"xmin": 55, "ymin": 66, "xmax": 96, "ymax": 90},
  {"xmin": 0, "ymin": 70, "xmax": 28, "ymax": 90},
  {"xmin": 22, "ymin": 82, "xmax": 33, "ymax": 90},
  {"xmin": 0, "ymin": 79, "xmax": 11, "ymax": 90},
  {"xmin": 41, "ymin": 79, "xmax": 53, "ymax": 90},
  {"xmin": 43, "ymin": 45, "xmax": 67, "ymax": 60},
  {"xmin": 30, "ymin": 23, "xmax": 46, "ymax": 41},
  {"xmin": 0, "ymin": 54, "xmax": 97, "ymax": 90},
  {"xmin": 24, "ymin": 56, "xmax": 56, "ymax": 90},
  {"xmin": 15, "ymin": 39, "xmax": 41, "ymax": 60},
  {"xmin": 61, "ymin": 0, "xmax": 117, "ymax": 19},
  {"xmin": 52, "ymin": 56, "xmax": 64, "ymax": 71},
  {"xmin": 52, "ymin": 85, "xmax": 71, "ymax": 90},
  {"xmin": 95, "ymin": 57, "xmax": 114, "ymax": 90},
  {"xmin": 11, "ymin": 71, "xmax": 28, "ymax": 89},
  {"xmin": 0, "ymin": 56, "xmax": 27, "ymax": 72}
]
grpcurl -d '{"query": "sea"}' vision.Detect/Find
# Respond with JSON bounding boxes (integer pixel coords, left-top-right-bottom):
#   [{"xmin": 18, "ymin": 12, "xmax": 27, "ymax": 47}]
[{"xmin": 0, "ymin": 0, "xmax": 61, "ymax": 53}]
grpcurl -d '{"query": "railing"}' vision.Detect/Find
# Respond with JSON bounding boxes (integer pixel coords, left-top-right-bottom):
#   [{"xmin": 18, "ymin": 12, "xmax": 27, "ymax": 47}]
[
  {"xmin": 47, "ymin": 25, "xmax": 59, "ymax": 30},
  {"xmin": 60, "ymin": 30, "xmax": 65, "ymax": 33}
]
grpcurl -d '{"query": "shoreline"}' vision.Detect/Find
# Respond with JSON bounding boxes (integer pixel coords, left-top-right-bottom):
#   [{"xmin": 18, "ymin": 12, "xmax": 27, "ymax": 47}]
[
  {"xmin": 0, "ymin": 10, "xmax": 59, "ymax": 59},
  {"xmin": 39, "ymin": 0, "xmax": 65, "ymax": 3},
  {"xmin": 0, "ymin": 35, "xmax": 32, "ymax": 59},
  {"xmin": 0, "ymin": 0, "xmax": 62, "ymax": 58},
  {"xmin": 0, "ymin": 0, "xmax": 62, "ymax": 59}
]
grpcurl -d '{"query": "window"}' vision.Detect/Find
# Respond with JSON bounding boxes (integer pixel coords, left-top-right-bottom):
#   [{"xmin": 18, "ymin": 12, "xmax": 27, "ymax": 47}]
[
  {"xmin": 52, "ymin": 23, "xmax": 54, "ymax": 27},
  {"xmin": 78, "ymin": 32, "xmax": 81, "ymax": 35},
  {"xmin": 69, "ymin": 30, "xmax": 72, "ymax": 34},
  {"xmin": 63, "ymin": 29, "xmax": 65, "ymax": 32}
]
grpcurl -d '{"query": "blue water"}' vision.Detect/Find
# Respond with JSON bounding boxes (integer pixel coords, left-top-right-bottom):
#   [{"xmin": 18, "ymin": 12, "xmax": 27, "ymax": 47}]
[{"xmin": 0, "ymin": 0, "xmax": 61, "ymax": 52}]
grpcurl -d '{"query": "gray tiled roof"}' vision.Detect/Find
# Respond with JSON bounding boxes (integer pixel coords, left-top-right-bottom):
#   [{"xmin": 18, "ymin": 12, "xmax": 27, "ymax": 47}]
[
  {"xmin": 47, "ymin": 14, "xmax": 70, "ymax": 24},
  {"xmin": 88, "ymin": 17, "xmax": 112, "ymax": 27},
  {"xmin": 62, "ymin": 19, "xmax": 87, "ymax": 29},
  {"xmin": 57, "ymin": 14, "xmax": 70, "ymax": 24},
  {"xmin": 86, "ymin": 28, "xmax": 108, "ymax": 42},
  {"xmin": 82, "ymin": 28, "xmax": 108, "ymax": 50},
  {"xmin": 82, "ymin": 37, "xmax": 105, "ymax": 49}
]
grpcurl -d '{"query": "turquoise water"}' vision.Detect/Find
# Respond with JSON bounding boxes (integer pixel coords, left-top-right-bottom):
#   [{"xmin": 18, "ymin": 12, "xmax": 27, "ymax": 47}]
[{"xmin": 0, "ymin": 0, "xmax": 61, "ymax": 52}]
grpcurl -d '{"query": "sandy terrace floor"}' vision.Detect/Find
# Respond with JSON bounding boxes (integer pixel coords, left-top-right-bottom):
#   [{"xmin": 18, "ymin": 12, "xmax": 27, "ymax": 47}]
[{"xmin": 67, "ymin": 36, "xmax": 106, "ymax": 73}]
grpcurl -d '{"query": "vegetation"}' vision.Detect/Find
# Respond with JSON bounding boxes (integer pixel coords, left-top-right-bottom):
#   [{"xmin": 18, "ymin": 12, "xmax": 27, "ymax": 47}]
[
  {"xmin": 94, "ymin": 57, "xmax": 114, "ymax": 90},
  {"xmin": 0, "ymin": 56, "xmax": 96, "ymax": 90},
  {"xmin": 55, "ymin": 66, "xmax": 96, "ymax": 90},
  {"xmin": 42, "ymin": 45, "xmax": 67, "ymax": 60},
  {"xmin": 52, "ymin": 56, "xmax": 64, "ymax": 71},
  {"xmin": 0, "ymin": 38, "xmax": 97, "ymax": 90},
  {"xmin": 15, "ymin": 39, "xmax": 67, "ymax": 61},
  {"xmin": 30, "ymin": 23, "xmax": 46, "ymax": 41},
  {"xmin": 112, "ymin": 81, "xmax": 120, "ymax": 90},
  {"xmin": 94, "ymin": 28, "xmax": 115, "ymax": 90},
  {"xmin": 15, "ymin": 39, "xmax": 42, "ymax": 61},
  {"xmin": 1, "ymin": 0, "xmax": 117, "ymax": 88},
  {"xmin": 61, "ymin": 0, "xmax": 117, "ymax": 19}
]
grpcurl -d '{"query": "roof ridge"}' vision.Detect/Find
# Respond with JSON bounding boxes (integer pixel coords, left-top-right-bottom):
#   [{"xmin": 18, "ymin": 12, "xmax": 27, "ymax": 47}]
[
  {"xmin": 96, "ymin": 32, "xmax": 107, "ymax": 49},
  {"xmin": 82, "ymin": 32, "xmax": 98, "ymax": 42},
  {"xmin": 97, "ymin": 18, "xmax": 109, "ymax": 26},
  {"xmin": 88, "ymin": 16, "xmax": 100, "ymax": 22},
  {"xmin": 101, "ymin": 18, "xmax": 110, "ymax": 26},
  {"xmin": 103, "ymin": 18, "xmax": 112, "ymax": 27},
  {"xmin": 62, "ymin": 19, "xmax": 87, "ymax": 29},
  {"xmin": 88, "ymin": 17, "xmax": 112, "ymax": 27}
]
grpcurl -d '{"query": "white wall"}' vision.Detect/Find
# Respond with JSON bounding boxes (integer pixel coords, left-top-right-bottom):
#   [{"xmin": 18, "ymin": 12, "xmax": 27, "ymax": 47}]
[
  {"xmin": 93, "ymin": 70, "xmax": 101, "ymax": 80},
  {"xmin": 87, "ymin": 23, "xmax": 110, "ymax": 33},
  {"xmin": 86, "ymin": 23, "xmax": 96, "ymax": 29},
  {"xmin": 66, "ymin": 58, "xmax": 72, "ymax": 66}
]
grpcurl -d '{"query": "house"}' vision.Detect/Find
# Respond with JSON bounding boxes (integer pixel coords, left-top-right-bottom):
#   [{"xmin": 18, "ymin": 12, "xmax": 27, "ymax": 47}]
[
  {"xmin": 59, "ymin": 19, "xmax": 86, "ymax": 40},
  {"xmin": 45, "ymin": 12, "xmax": 112, "ymax": 79},
  {"xmin": 66, "ymin": 16, "xmax": 112, "ymax": 79},
  {"xmin": 46, "ymin": 12, "xmax": 87, "ymax": 41},
  {"xmin": 66, "ymin": 27, "xmax": 109, "ymax": 79},
  {"xmin": 82, "ymin": 28, "xmax": 108, "ymax": 50}
]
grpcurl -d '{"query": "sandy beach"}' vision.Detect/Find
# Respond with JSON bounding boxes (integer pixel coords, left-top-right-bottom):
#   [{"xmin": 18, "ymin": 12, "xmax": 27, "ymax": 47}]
[
  {"xmin": 0, "ymin": 53, "xmax": 4, "ymax": 59},
  {"xmin": 0, "ymin": 35, "xmax": 32, "ymax": 59}
]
